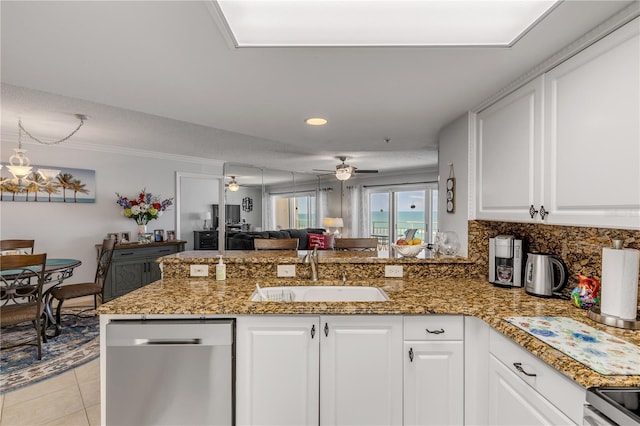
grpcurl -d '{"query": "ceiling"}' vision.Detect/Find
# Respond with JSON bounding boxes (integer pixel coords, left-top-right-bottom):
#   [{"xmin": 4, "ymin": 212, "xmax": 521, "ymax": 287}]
[{"xmin": 0, "ymin": 1, "xmax": 634, "ymax": 183}]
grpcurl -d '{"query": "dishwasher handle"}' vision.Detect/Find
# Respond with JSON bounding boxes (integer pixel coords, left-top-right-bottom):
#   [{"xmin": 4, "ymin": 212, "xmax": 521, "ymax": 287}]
[{"xmin": 136, "ymin": 338, "xmax": 203, "ymax": 346}]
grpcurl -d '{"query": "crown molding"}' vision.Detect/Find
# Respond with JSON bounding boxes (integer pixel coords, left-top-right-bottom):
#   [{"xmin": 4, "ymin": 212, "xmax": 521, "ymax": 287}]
[{"xmin": 473, "ymin": 2, "xmax": 640, "ymax": 113}]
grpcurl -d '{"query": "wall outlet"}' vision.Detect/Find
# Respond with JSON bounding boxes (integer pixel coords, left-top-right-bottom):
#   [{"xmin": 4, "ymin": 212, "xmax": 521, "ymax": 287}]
[
  {"xmin": 277, "ymin": 264, "xmax": 296, "ymax": 277},
  {"xmin": 190, "ymin": 264, "xmax": 209, "ymax": 277},
  {"xmin": 385, "ymin": 265, "xmax": 403, "ymax": 278}
]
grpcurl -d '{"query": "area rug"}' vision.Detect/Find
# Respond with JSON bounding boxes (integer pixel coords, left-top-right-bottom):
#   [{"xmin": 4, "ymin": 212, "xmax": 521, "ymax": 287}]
[{"xmin": 1, "ymin": 308, "xmax": 100, "ymax": 394}]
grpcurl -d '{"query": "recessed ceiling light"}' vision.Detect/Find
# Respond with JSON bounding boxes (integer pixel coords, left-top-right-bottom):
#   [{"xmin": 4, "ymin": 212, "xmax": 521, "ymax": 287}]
[
  {"xmin": 305, "ymin": 117, "xmax": 328, "ymax": 126},
  {"xmin": 214, "ymin": 1, "xmax": 559, "ymax": 47}
]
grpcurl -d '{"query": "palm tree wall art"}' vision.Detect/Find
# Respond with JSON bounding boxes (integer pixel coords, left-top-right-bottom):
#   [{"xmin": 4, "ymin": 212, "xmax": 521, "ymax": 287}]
[{"xmin": 0, "ymin": 165, "xmax": 95, "ymax": 203}]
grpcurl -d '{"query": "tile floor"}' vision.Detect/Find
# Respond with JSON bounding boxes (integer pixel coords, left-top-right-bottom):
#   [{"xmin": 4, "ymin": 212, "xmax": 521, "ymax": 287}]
[{"xmin": 0, "ymin": 358, "xmax": 100, "ymax": 426}]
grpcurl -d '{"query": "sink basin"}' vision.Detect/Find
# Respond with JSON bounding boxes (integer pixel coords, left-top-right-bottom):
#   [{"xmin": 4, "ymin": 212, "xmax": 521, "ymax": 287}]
[{"xmin": 250, "ymin": 286, "xmax": 389, "ymax": 302}]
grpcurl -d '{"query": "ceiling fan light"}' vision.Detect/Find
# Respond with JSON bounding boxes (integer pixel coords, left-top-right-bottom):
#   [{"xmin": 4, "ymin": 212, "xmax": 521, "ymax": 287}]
[
  {"xmin": 335, "ymin": 168, "xmax": 351, "ymax": 181},
  {"xmin": 228, "ymin": 178, "xmax": 240, "ymax": 192}
]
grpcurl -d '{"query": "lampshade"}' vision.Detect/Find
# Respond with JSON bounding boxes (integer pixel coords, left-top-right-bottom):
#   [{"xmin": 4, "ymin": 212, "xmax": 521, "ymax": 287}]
[{"xmin": 323, "ymin": 217, "xmax": 344, "ymax": 228}]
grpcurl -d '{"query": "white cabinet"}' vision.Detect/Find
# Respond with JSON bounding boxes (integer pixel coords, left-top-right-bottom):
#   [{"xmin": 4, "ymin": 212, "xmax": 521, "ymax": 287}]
[
  {"xmin": 488, "ymin": 329, "xmax": 585, "ymax": 425},
  {"xmin": 403, "ymin": 316, "xmax": 464, "ymax": 426},
  {"xmin": 475, "ymin": 17, "xmax": 640, "ymax": 229},
  {"xmin": 543, "ymin": 17, "xmax": 640, "ymax": 229},
  {"xmin": 236, "ymin": 316, "xmax": 320, "ymax": 426},
  {"xmin": 236, "ymin": 315, "xmax": 403, "ymax": 426},
  {"xmin": 321, "ymin": 315, "xmax": 403, "ymax": 426},
  {"xmin": 476, "ymin": 76, "xmax": 543, "ymax": 223}
]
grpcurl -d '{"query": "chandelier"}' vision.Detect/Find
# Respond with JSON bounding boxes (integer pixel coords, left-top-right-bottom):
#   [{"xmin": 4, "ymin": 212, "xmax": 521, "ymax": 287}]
[{"xmin": 5, "ymin": 114, "xmax": 86, "ymax": 186}]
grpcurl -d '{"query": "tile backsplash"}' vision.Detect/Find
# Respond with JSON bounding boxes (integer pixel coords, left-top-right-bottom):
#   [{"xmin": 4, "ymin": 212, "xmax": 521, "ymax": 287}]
[{"xmin": 468, "ymin": 220, "xmax": 640, "ymax": 293}]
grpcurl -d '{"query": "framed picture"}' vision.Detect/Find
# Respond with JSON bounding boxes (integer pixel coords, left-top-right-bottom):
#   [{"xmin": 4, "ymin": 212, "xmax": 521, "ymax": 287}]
[
  {"xmin": 154, "ymin": 229, "xmax": 165, "ymax": 242},
  {"xmin": 167, "ymin": 230, "xmax": 176, "ymax": 241},
  {"xmin": 120, "ymin": 232, "xmax": 131, "ymax": 243}
]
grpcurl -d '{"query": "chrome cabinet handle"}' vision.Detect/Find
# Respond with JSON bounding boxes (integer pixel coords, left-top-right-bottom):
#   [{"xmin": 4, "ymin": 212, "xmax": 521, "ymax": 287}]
[
  {"xmin": 324, "ymin": 322, "xmax": 329, "ymax": 337},
  {"xmin": 513, "ymin": 362, "xmax": 536, "ymax": 377},
  {"xmin": 529, "ymin": 205, "xmax": 538, "ymax": 219},
  {"xmin": 539, "ymin": 205, "xmax": 548, "ymax": 220},
  {"xmin": 311, "ymin": 324, "xmax": 316, "ymax": 339},
  {"xmin": 409, "ymin": 347, "xmax": 414, "ymax": 362},
  {"xmin": 426, "ymin": 328, "xmax": 445, "ymax": 335}
]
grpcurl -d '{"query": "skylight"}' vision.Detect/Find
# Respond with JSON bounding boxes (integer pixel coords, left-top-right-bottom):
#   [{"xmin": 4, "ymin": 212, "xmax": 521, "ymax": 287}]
[{"xmin": 214, "ymin": 0, "xmax": 559, "ymax": 47}]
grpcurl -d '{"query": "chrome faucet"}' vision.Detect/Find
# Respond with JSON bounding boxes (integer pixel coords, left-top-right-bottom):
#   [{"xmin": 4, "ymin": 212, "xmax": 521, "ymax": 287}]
[{"xmin": 303, "ymin": 246, "xmax": 319, "ymax": 281}]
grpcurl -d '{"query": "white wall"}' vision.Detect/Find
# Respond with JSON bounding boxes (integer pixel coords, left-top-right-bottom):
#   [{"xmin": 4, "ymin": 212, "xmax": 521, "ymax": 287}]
[
  {"xmin": 437, "ymin": 112, "xmax": 472, "ymax": 257},
  {"xmin": 225, "ymin": 186, "xmax": 263, "ymax": 230},
  {"xmin": 179, "ymin": 174, "xmax": 221, "ymax": 250},
  {"xmin": 0, "ymin": 141, "xmax": 223, "ymax": 283}
]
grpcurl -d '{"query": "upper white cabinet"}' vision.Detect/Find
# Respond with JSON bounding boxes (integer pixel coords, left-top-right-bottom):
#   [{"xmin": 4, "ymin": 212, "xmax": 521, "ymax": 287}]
[
  {"xmin": 475, "ymin": 17, "xmax": 640, "ymax": 229},
  {"xmin": 543, "ymin": 18, "xmax": 640, "ymax": 228},
  {"xmin": 476, "ymin": 76, "xmax": 543, "ymax": 222}
]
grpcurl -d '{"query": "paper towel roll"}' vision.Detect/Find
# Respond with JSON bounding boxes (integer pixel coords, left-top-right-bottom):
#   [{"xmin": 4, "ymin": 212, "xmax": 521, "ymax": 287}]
[{"xmin": 601, "ymin": 247, "xmax": 639, "ymax": 320}]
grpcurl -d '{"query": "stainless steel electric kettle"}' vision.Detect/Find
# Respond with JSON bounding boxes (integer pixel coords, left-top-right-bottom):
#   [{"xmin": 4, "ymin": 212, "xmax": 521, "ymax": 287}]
[{"xmin": 524, "ymin": 253, "xmax": 568, "ymax": 297}]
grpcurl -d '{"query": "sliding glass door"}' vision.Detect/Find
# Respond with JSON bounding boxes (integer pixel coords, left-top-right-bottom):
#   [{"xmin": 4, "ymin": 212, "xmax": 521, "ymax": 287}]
[
  {"xmin": 368, "ymin": 185, "xmax": 438, "ymax": 249},
  {"xmin": 272, "ymin": 192, "xmax": 316, "ymax": 230}
]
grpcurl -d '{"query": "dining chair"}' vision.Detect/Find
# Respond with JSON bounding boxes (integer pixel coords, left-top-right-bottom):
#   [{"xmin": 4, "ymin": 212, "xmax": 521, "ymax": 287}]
[
  {"xmin": 50, "ymin": 238, "xmax": 116, "ymax": 326},
  {"xmin": 1, "ymin": 253, "xmax": 48, "ymax": 360},
  {"xmin": 0, "ymin": 239, "xmax": 35, "ymax": 254},
  {"xmin": 335, "ymin": 238, "xmax": 378, "ymax": 251},
  {"xmin": 254, "ymin": 238, "xmax": 299, "ymax": 250}
]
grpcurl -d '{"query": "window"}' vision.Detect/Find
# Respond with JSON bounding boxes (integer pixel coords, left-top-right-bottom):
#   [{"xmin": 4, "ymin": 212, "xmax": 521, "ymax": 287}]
[
  {"xmin": 368, "ymin": 185, "xmax": 438, "ymax": 249},
  {"xmin": 271, "ymin": 192, "xmax": 316, "ymax": 230}
]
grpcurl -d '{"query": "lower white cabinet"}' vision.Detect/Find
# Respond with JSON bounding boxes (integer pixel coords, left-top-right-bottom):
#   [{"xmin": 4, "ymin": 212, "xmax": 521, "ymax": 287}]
[
  {"xmin": 403, "ymin": 316, "xmax": 464, "ymax": 426},
  {"xmin": 488, "ymin": 329, "xmax": 585, "ymax": 426},
  {"xmin": 236, "ymin": 316, "xmax": 319, "ymax": 426},
  {"xmin": 236, "ymin": 315, "xmax": 403, "ymax": 426}
]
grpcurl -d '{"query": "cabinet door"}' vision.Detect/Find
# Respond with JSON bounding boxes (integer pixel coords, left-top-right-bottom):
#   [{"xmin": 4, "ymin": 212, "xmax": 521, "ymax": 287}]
[
  {"xmin": 488, "ymin": 355, "xmax": 574, "ymax": 426},
  {"xmin": 236, "ymin": 316, "xmax": 320, "ymax": 426},
  {"xmin": 110, "ymin": 259, "xmax": 145, "ymax": 298},
  {"xmin": 147, "ymin": 261, "xmax": 162, "ymax": 283},
  {"xmin": 320, "ymin": 316, "xmax": 403, "ymax": 426},
  {"xmin": 404, "ymin": 341, "xmax": 463, "ymax": 426},
  {"xmin": 543, "ymin": 17, "xmax": 640, "ymax": 229},
  {"xmin": 476, "ymin": 76, "xmax": 543, "ymax": 222}
]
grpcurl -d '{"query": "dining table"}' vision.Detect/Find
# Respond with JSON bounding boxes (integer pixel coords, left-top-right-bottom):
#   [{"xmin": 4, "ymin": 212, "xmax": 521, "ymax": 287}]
[{"xmin": 1, "ymin": 258, "xmax": 82, "ymax": 337}]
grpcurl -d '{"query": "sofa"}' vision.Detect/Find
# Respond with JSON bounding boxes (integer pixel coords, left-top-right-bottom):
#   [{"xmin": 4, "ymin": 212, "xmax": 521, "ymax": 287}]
[{"xmin": 226, "ymin": 228, "xmax": 327, "ymax": 250}]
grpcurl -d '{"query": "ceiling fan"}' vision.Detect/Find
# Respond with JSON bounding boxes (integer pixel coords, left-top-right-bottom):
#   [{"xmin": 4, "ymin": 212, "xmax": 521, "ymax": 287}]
[{"xmin": 314, "ymin": 156, "xmax": 379, "ymax": 181}]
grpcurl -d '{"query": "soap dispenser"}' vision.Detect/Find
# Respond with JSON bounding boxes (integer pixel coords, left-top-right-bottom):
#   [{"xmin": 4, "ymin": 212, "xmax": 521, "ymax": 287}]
[{"xmin": 216, "ymin": 255, "xmax": 226, "ymax": 281}]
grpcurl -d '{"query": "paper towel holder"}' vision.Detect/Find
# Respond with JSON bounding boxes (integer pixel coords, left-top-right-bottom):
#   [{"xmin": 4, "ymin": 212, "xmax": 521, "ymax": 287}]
[
  {"xmin": 587, "ymin": 307, "xmax": 639, "ymax": 330},
  {"xmin": 587, "ymin": 239, "xmax": 640, "ymax": 330}
]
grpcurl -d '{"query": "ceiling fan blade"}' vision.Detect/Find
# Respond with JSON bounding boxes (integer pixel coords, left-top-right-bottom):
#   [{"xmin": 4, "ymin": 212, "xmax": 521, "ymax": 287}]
[
  {"xmin": 354, "ymin": 169, "xmax": 378, "ymax": 173},
  {"xmin": 312, "ymin": 168, "xmax": 335, "ymax": 172}
]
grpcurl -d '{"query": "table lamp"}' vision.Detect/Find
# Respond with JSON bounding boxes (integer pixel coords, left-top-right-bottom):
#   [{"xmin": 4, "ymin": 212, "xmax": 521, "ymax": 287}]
[
  {"xmin": 323, "ymin": 217, "xmax": 344, "ymax": 236},
  {"xmin": 204, "ymin": 212, "xmax": 212, "ymax": 230}
]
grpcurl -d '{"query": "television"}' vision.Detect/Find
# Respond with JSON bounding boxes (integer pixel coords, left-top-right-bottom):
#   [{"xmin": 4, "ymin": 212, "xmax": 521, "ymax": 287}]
[{"xmin": 212, "ymin": 204, "xmax": 241, "ymax": 227}]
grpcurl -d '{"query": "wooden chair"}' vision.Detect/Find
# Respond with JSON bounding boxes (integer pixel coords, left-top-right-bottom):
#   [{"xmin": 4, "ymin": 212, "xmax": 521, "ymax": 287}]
[
  {"xmin": 254, "ymin": 238, "xmax": 299, "ymax": 250},
  {"xmin": 1, "ymin": 253, "xmax": 48, "ymax": 359},
  {"xmin": 50, "ymin": 238, "xmax": 116, "ymax": 326},
  {"xmin": 335, "ymin": 238, "xmax": 378, "ymax": 251},
  {"xmin": 0, "ymin": 239, "xmax": 35, "ymax": 254}
]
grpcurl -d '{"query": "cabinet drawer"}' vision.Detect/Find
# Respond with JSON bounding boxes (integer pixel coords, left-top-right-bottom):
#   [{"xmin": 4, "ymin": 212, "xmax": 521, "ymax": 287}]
[
  {"xmin": 404, "ymin": 316, "xmax": 463, "ymax": 341},
  {"xmin": 113, "ymin": 246, "xmax": 178, "ymax": 260},
  {"xmin": 489, "ymin": 329, "xmax": 585, "ymax": 424}
]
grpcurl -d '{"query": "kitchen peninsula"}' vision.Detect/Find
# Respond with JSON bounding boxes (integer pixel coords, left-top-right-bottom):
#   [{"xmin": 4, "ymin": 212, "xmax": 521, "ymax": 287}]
[{"xmin": 99, "ymin": 250, "xmax": 640, "ymax": 425}]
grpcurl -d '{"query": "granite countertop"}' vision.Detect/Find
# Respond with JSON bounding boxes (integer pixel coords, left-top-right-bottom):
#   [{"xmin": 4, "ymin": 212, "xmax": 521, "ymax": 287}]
[
  {"xmin": 98, "ymin": 276, "xmax": 640, "ymax": 389},
  {"xmin": 162, "ymin": 249, "xmax": 475, "ymax": 264}
]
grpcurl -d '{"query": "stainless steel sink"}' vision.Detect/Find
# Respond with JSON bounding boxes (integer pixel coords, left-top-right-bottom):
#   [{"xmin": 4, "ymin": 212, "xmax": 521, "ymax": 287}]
[{"xmin": 250, "ymin": 285, "xmax": 389, "ymax": 302}]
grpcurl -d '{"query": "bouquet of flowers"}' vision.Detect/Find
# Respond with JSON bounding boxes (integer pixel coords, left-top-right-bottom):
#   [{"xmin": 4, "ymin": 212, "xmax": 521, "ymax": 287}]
[{"xmin": 116, "ymin": 189, "xmax": 173, "ymax": 225}]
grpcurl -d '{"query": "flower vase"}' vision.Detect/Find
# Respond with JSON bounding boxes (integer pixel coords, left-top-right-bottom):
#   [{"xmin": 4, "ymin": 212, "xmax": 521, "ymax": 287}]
[{"xmin": 137, "ymin": 224, "xmax": 147, "ymax": 241}]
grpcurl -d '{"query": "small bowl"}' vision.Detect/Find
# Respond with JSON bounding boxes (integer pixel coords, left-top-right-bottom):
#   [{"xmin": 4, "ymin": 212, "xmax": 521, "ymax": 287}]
[{"xmin": 392, "ymin": 243, "xmax": 427, "ymax": 257}]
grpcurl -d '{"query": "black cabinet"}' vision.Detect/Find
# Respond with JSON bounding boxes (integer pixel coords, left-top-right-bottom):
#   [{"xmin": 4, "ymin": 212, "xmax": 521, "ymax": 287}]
[
  {"xmin": 194, "ymin": 230, "xmax": 218, "ymax": 250},
  {"xmin": 104, "ymin": 241, "xmax": 185, "ymax": 301}
]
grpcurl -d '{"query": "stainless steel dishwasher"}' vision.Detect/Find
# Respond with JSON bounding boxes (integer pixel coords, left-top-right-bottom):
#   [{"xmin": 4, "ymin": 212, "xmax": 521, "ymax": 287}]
[{"xmin": 105, "ymin": 319, "xmax": 235, "ymax": 426}]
